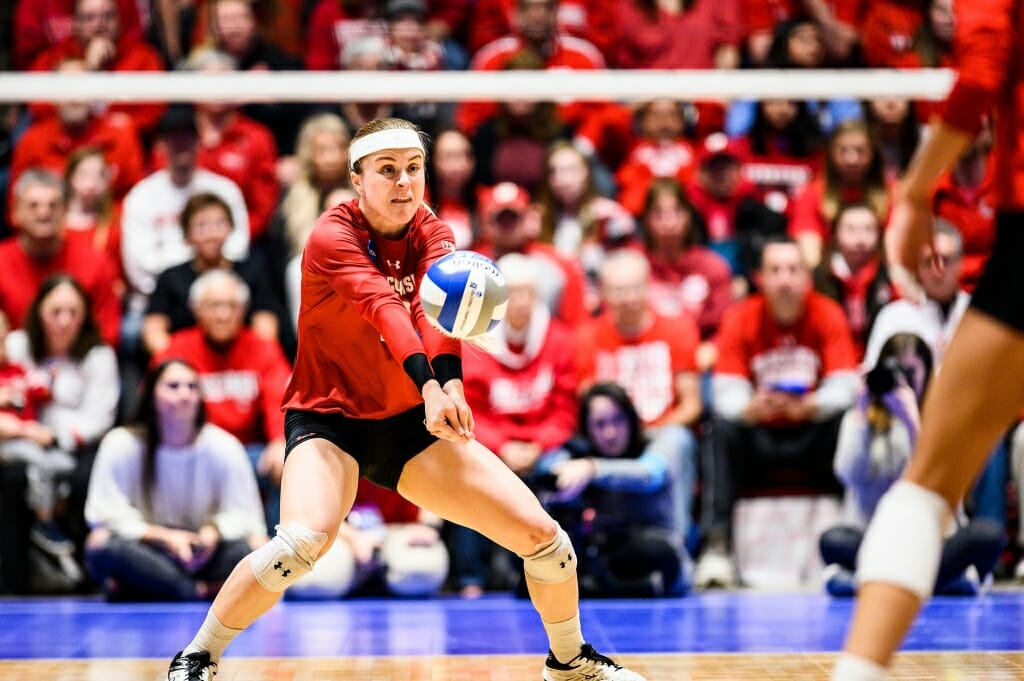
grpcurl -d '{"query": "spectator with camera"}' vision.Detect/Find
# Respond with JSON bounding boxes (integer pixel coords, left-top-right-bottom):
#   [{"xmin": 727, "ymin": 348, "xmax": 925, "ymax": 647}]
[
  {"xmin": 534, "ymin": 382, "xmax": 691, "ymax": 597},
  {"xmin": 819, "ymin": 333, "xmax": 1005, "ymax": 596}
]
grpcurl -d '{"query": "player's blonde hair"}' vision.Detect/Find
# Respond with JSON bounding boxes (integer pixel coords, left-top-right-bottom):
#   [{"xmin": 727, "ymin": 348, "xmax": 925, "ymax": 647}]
[{"xmin": 350, "ymin": 118, "xmax": 429, "ymax": 174}]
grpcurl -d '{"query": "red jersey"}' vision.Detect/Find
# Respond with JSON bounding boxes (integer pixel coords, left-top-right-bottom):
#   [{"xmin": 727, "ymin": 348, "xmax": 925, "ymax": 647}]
[
  {"xmin": 714, "ymin": 292, "xmax": 858, "ymax": 393},
  {"xmin": 462, "ymin": 315, "xmax": 577, "ymax": 454},
  {"xmin": 9, "ymin": 113, "xmax": 144, "ymax": 207},
  {"xmin": 152, "ymin": 114, "xmax": 279, "ymax": 240},
  {"xmin": 158, "ymin": 327, "xmax": 292, "ymax": 444},
  {"xmin": 576, "ymin": 310, "xmax": 699, "ymax": 426},
  {"xmin": 939, "ymin": 0, "xmax": 1024, "ymax": 211},
  {"xmin": 29, "ymin": 37, "xmax": 165, "ymax": 135},
  {"xmin": 282, "ymin": 201, "xmax": 461, "ymax": 419},
  {"xmin": 0, "ymin": 237, "xmax": 122, "ymax": 347}
]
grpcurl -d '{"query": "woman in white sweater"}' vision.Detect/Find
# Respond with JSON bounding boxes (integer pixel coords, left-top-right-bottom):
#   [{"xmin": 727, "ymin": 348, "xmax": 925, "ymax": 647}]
[{"xmin": 84, "ymin": 359, "xmax": 268, "ymax": 600}]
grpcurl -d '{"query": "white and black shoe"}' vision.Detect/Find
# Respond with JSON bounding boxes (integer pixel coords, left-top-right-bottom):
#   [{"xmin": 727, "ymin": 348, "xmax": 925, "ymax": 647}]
[
  {"xmin": 542, "ymin": 643, "xmax": 646, "ymax": 681},
  {"xmin": 168, "ymin": 650, "xmax": 218, "ymax": 680}
]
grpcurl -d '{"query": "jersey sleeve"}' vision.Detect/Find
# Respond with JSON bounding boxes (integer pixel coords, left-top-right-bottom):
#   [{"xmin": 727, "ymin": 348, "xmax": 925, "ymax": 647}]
[{"xmin": 307, "ymin": 215, "xmax": 428, "ymax": 367}]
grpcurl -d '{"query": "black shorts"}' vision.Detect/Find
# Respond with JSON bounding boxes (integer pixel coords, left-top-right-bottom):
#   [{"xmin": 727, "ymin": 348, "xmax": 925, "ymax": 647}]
[
  {"xmin": 970, "ymin": 211, "xmax": 1024, "ymax": 333},
  {"xmin": 284, "ymin": 405, "xmax": 438, "ymax": 490}
]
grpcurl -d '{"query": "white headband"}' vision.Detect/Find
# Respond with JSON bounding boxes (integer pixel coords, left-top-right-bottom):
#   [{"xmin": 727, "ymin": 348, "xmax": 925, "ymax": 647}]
[{"xmin": 349, "ymin": 128, "xmax": 425, "ymax": 169}]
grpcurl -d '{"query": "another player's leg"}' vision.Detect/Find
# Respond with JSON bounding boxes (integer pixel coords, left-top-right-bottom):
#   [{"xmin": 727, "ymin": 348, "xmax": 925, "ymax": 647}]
[
  {"xmin": 834, "ymin": 310, "xmax": 1024, "ymax": 680},
  {"xmin": 398, "ymin": 439, "xmax": 646, "ymax": 681},
  {"xmin": 168, "ymin": 438, "xmax": 359, "ymax": 680}
]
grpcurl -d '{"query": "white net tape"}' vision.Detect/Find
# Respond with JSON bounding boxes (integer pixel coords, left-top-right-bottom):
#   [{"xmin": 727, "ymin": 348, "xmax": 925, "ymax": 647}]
[{"xmin": 0, "ymin": 68, "xmax": 956, "ymax": 103}]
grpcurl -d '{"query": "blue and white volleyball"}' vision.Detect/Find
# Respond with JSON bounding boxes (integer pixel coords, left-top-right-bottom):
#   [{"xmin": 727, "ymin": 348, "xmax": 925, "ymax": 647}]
[{"xmin": 420, "ymin": 251, "xmax": 508, "ymax": 339}]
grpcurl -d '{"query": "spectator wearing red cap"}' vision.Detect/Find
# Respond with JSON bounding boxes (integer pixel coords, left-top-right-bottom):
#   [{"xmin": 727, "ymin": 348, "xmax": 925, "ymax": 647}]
[
  {"xmin": 13, "ymin": 0, "xmax": 141, "ymax": 70},
  {"xmin": 29, "ymin": 0, "xmax": 165, "ymax": 136},
  {"xmin": 456, "ymin": 0, "xmax": 606, "ymax": 137},
  {"xmin": 475, "ymin": 182, "xmax": 588, "ymax": 327},
  {"xmin": 9, "ymin": 58, "xmax": 145, "ymax": 211}
]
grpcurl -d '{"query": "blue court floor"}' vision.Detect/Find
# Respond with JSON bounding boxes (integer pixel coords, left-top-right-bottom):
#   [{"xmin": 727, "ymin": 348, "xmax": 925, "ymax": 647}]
[{"xmin": 3, "ymin": 591, "xmax": 1023, "ymax": 660}]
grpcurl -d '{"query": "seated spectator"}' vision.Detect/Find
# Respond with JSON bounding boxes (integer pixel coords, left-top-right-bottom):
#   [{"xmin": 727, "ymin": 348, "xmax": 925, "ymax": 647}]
[
  {"xmin": 862, "ymin": 220, "xmax": 969, "ymax": 368},
  {"xmin": 789, "ymin": 120, "xmax": 891, "ymax": 269},
  {"xmin": 610, "ymin": 0, "xmax": 741, "ymax": 71},
  {"xmin": 537, "ymin": 141, "xmax": 636, "ymax": 307},
  {"xmin": 148, "ymin": 48, "xmax": 279, "ymax": 242},
  {"xmin": 640, "ymin": 179, "xmax": 731, "ymax": 363},
  {"xmin": 121, "ymin": 104, "xmax": 249, "ymax": 345},
  {"xmin": 932, "ymin": 126, "xmax": 995, "ymax": 292},
  {"xmin": 0, "ymin": 169, "xmax": 122, "ymax": 346},
  {"xmin": 154, "ymin": 270, "xmax": 291, "ymax": 531},
  {"xmin": 457, "ymin": 253, "xmax": 577, "ymax": 597},
  {"xmin": 726, "ymin": 19, "xmax": 863, "ymax": 138},
  {"xmin": 615, "ymin": 99, "xmax": 698, "ymax": 217},
  {"xmin": 0, "ymin": 312, "xmax": 79, "ymax": 578},
  {"xmin": 84, "ymin": 359, "xmax": 267, "ymax": 601},
  {"xmin": 305, "ymin": 0, "xmax": 385, "ymax": 71},
  {"xmin": 865, "ymin": 97, "xmax": 921, "ymax": 182},
  {"xmin": 859, "ymin": 0, "xmax": 954, "ymax": 69},
  {"xmin": 381, "ymin": 0, "xmax": 449, "ymax": 136},
  {"xmin": 208, "ymin": 0, "xmax": 309, "ymax": 159},
  {"xmin": 143, "ymin": 192, "xmax": 280, "ymax": 357},
  {"xmin": 13, "ymin": 0, "xmax": 141, "ymax": 70},
  {"xmin": 28, "ymin": 0, "xmax": 164, "ymax": 136},
  {"xmin": 469, "ymin": 0, "xmax": 614, "ymax": 57},
  {"xmin": 426, "ymin": 128, "xmax": 478, "ymax": 249},
  {"xmin": 62, "ymin": 147, "xmax": 123, "ymax": 279},
  {"xmin": 6, "ymin": 274, "xmax": 121, "ymax": 585},
  {"xmin": 471, "ymin": 50, "xmax": 572, "ymax": 194},
  {"xmin": 290, "ymin": 478, "xmax": 448, "ymax": 599},
  {"xmin": 812, "ymin": 203, "xmax": 893, "ymax": 356},
  {"xmin": 475, "ymin": 182, "xmax": 588, "ymax": 327},
  {"xmin": 535, "ymin": 382, "xmax": 692, "ymax": 597},
  {"xmin": 820, "ymin": 333, "xmax": 1005, "ymax": 596},
  {"xmin": 9, "ymin": 58, "xmax": 145, "ymax": 206},
  {"xmin": 699, "ymin": 237, "xmax": 857, "ymax": 588},
  {"xmin": 739, "ymin": 99, "xmax": 824, "ymax": 213},
  {"xmin": 688, "ymin": 133, "xmax": 788, "ymax": 283},
  {"xmin": 741, "ymin": 0, "xmax": 863, "ymax": 66},
  {"xmin": 456, "ymin": 0, "xmax": 606, "ymax": 137}
]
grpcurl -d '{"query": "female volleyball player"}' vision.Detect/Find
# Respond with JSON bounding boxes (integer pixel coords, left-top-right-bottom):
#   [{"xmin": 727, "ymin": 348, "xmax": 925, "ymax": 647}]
[
  {"xmin": 167, "ymin": 118, "xmax": 646, "ymax": 681},
  {"xmin": 832, "ymin": 3, "xmax": 1024, "ymax": 680}
]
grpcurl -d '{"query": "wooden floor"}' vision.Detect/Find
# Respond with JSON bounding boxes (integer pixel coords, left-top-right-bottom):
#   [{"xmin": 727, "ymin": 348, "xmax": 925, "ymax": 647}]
[{"xmin": 5, "ymin": 652, "xmax": 1024, "ymax": 680}]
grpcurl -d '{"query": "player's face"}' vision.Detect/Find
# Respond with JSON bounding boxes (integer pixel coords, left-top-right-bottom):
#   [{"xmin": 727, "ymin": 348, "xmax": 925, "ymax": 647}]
[
  {"xmin": 154, "ymin": 361, "xmax": 202, "ymax": 427},
  {"xmin": 586, "ymin": 395, "xmax": 631, "ymax": 458},
  {"xmin": 353, "ymin": 147, "xmax": 425, "ymax": 236}
]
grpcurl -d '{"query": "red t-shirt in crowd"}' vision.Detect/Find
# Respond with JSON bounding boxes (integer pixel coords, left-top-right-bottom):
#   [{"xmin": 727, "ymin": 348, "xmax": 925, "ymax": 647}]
[
  {"xmin": 467, "ymin": 0, "xmax": 615, "ymax": 57},
  {"xmin": 304, "ymin": 0, "xmax": 384, "ymax": 70},
  {"xmin": 788, "ymin": 176, "xmax": 895, "ymax": 241},
  {"xmin": 714, "ymin": 292, "xmax": 858, "ymax": 396},
  {"xmin": 13, "ymin": 0, "xmax": 142, "ymax": 70},
  {"xmin": 646, "ymin": 246, "xmax": 734, "ymax": 339},
  {"xmin": 576, "ymin": 310, "xmax": 700, "ymax": 426},
  {"xmin": 0, "ymin": 237, "xmax": 122, "ymax": 347},
  {"xmin": 939, "ymin": 0, "xmax": 1024, "ymax": 212},
  {"xmin": 282, "ymin": 201, "xmax": 461, "ymax": 419},
  {"xmin": 932, "ymin": 171, "xmax": 995, "ymax": 292},
  {"xmin": 615, "ymin": 139, "xmax": 698, "ymax": 217},
  {"xmin": 609, "ymin": 0, "xmax": 742, "ymax": 70},
  {"xmin": 158, "ymin": 327, "xmax": 292, "ymax": 444}
]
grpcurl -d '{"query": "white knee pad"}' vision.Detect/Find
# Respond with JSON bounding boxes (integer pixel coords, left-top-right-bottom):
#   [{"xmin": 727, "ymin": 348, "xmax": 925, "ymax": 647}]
[
  {"xmin": 250, "ymin": 523, "xmax": 329, "ymax": 592},
  {"xmin": 856, "ymin": 481, "xmax": 953, "ymax": 598},
  {"xmin": 519, "ymin": 526, "xmax": 576, "ymax": 585}
]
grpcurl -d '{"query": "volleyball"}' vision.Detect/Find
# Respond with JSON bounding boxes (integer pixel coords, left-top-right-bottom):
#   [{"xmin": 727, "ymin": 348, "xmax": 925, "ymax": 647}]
[{"xmin": 419, "ymin": 251, "xmax": 508, "ymax": 339}]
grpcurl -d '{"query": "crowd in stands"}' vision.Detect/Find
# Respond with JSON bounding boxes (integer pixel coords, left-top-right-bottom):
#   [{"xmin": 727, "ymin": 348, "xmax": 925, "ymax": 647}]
[{"xmin": 0, "ymin": 0, "xmax": 1016, "ymax": 600}]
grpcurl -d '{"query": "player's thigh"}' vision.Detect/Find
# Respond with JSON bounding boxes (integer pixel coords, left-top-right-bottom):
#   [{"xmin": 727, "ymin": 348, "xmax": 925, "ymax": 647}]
[
  {"xmin": 280, "ymin": 437, "xmax": 360, "ymax": 555},
  {"xmin": 397, "ymin": 439, "xmax": 556, "ymax": 555}
]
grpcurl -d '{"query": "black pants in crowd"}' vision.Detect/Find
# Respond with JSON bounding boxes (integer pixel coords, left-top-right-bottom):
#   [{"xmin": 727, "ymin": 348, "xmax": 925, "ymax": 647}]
[
  {"xmin": 86, "ymin": 536, "xmax": 251, "ymax": 601},
  {"xmin": 702, "ymin": 415, "xmax": 844, "ymax": 547}
]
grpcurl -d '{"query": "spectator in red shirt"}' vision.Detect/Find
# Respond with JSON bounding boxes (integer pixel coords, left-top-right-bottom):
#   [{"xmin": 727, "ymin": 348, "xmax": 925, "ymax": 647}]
[
  {"xmin": 742, "ymin": 0, "xmax": 865, "ymax": 66},
  {"xmin": 610, "ymin": 0, "xmax": 741, "ymax": 70},
  {"xmin": 740, "ymin": 99, "xmax": 824, "ymax": 213},
  {"xmin": 156, "ymin": 269, "xmax": 292, "ymax": 530},
  {"xmin": 615, "ymin": 100, "xmax": 699, "ymax": 217},
  {"xmin": 698, "ymin": 236, "xmax": 858, "ymax": 588},
  {"xmin": 790, "ymin": 120, "xmax": 892, "ymax": 269},
  {"xmin": 865, "ymin": 98, "xmax": 922, "ymax": 182},
  {"xmin": 152, "ymin": 49, "xmax": 280, "ymax": 242},
  {"xmin": 0, "ymin": 169, "xmax": 122, "ymax": 346},
  {"xmin": 859, "ymin": 0, "xmax": 953, "ymax": 69},
  {"xmin": 812, "ymin": 203, "xmax": 893, "ymax": 356},
  {"xmin": 640, "ymin": 178, "xmax": 732, "ymax": 355},
  {"xmin": 13, "ymin": 0, "xmax": 141, "ymax": 70},
  {"xmin": 932, "ymin": 127, "xmax": 995, "ymax": 293},
  {"xmin": 62, "ymin": 147, "xmax": 123, "ymax": 281},
  {"xmin": 426, "ymin": 128, "xmax": 478, "ymax": 249},
  {"xmin": 305, "ymin": 0, "xmax": 384, "ymax": 71},
  {"xmin": 29, "ymin": 0, "xmax": 165, "ymax": 136},
  {"xmin": 9, "ymin": 58, "xmax": 145, "ymax": 208},
  {"xmin": 468, "ymin": 0, "xmax": 615, "ymax": 58},
  {"xmin": 456, "ymin": 0, "xmax": 606, "ymax": 136}
]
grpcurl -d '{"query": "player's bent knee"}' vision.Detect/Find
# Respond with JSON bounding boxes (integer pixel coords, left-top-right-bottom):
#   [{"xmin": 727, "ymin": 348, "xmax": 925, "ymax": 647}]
[
  {"xmin": 519, "ymin": 525, "xmax": 576, "ymax": 585},
  {"xmin": 250, "ymin": 522, "xmax": 329, "ymax": 592},
  {"xmin": 856, "ymin": 481, "xmax": 953, "ymax": 599}
]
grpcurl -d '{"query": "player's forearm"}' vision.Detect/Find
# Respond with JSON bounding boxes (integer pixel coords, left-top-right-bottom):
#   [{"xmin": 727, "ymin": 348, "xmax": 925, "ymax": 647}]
[{"xmin": 900, "ymin": 121, "xmax": 974, "ymax": 204}]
